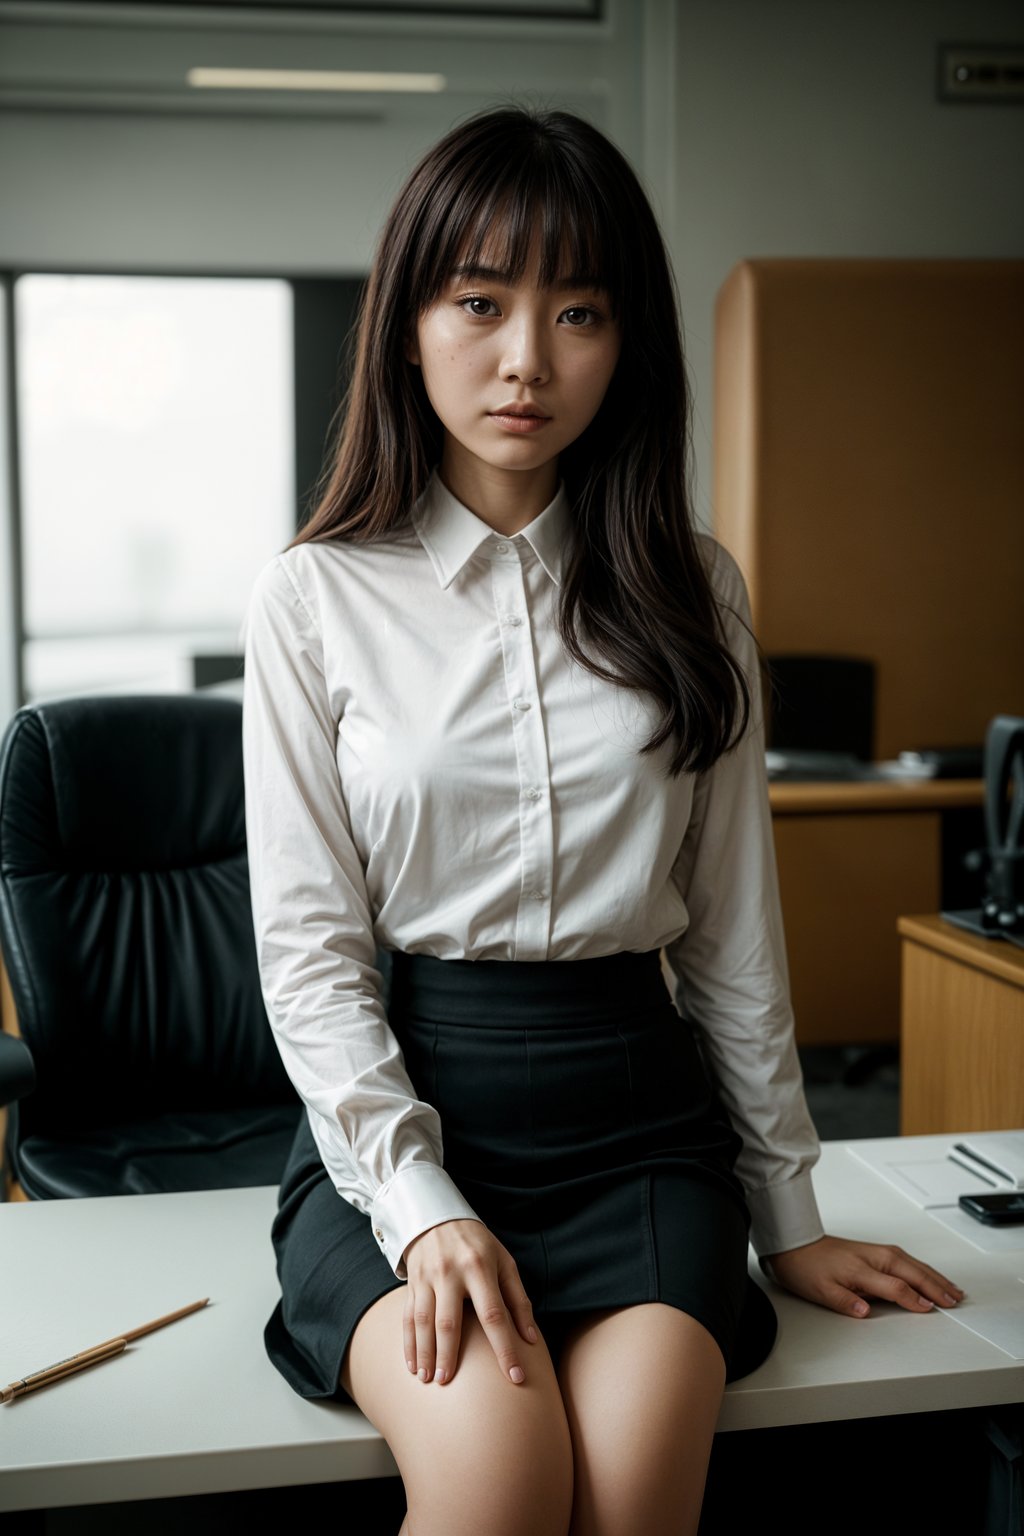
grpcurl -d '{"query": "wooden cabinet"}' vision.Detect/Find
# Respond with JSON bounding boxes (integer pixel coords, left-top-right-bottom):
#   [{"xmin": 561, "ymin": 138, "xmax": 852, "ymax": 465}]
[{"xmin": 899, "ymin": 913, "xmax": 1024, "ymax": 1135}]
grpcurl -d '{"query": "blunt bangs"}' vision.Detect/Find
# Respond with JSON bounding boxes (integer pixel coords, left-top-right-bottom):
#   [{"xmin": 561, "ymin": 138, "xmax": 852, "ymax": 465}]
[{"xmin": 405, "ymin": 138, "xmax": 627, "ymax": 321}]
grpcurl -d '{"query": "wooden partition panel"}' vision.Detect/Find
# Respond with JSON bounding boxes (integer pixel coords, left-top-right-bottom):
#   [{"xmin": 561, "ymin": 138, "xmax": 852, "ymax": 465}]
[{"xmin": 713, "ymin": 258, "xmax": 1024, "ymax": 761}]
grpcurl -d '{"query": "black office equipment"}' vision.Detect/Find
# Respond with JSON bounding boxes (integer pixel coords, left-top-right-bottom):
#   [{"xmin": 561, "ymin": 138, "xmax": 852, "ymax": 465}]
[
  {"xmin": 959, "ymin": 1192, "xmax": 1024, "ymax": 1226},
  {"xmin": 942, "ymin": 715, "xmax": 1024, "ymax": 950},
  {"xmin": 764, "ymin": 654, "xmax": 876, "ymax": 762}
]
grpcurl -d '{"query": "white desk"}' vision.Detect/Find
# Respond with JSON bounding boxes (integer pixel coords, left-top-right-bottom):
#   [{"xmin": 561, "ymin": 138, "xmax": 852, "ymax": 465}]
[{"xmin": 1, "ymin": 1134, "xmax": 1022, "ymax": 1514}]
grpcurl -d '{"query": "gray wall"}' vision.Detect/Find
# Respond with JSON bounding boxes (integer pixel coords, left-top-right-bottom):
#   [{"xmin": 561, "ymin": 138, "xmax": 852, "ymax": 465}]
[
  {"xmin": 671, "ymin": 0, "xmax": 1024, "ymax": 526},
  {"xmin": 0, "ymin": 1, "xmax": 659, "ymax": 274}
]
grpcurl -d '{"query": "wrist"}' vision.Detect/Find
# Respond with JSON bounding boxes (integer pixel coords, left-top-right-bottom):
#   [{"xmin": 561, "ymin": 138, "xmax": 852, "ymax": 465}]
[
  {"xmin": 759, "ymin": 1234, "xmax": 827, "ymax": 1277},
  {"xmin": 402, "ymin": 1215, "xmax": 475, "ymax": 1268}
]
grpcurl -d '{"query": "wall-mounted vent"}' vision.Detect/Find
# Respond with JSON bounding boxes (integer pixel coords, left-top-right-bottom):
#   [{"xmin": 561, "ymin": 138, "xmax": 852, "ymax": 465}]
[{"xmin": 938, "ymin": 46, "xmax": 1024, "ymax": 103}]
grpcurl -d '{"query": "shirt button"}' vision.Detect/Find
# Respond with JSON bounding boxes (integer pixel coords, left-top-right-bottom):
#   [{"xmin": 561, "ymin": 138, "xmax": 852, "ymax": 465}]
[
  {"xmin": 531, "ymin": 889, "xmax": 546, "ymax": 901},
  {"xmin": 525, "ymin": 787, "xmax": 542, "ymax": 799},
  {"xmin": 513, "ymin": 698, "xmax": 532, "ymax": 711},
  {"xmin": 374, "ymin": 1227, "xmax": 384, "ymax": 1241},
  {"xmin": 495, "ymin": 542, "xmax": 509, "ymax": 553},
  {"xmin": 506, "ymin": 615, "xmax": 523, "ymax": 626}
]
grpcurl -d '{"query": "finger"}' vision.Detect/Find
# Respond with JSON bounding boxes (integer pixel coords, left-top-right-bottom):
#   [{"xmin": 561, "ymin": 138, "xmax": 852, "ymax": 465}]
[
  {"xmin": 497, "ymin": 1253, "xmax": 538, "ymax": 1345},
  {"xmin": 821, "ymin": 1277, "xmax": 875, "ymax": 1318},
  {"xmin": 895, "ymin": 1256, "xmax": 966, "ymax": 1304},
  {"xmin": 884, "ymin": 1259, "xmax": 964, "ymax": 1308},
  {"xmin": 852, "ymin": 1263, "xmax": 939, "ymax": 1315},
  {"xmin": 467, "ymin": 1270, "xmax": 526, "ymax": 1384},
  {"xmin": 432, "ymin": 1285, "xmax": 463, "ymax": 1387},
  {"xmin": 403, "ymin": 1289, "xmax": 418, "ymax": 1377},
  {"xmin": 412, "ymin": 1284, "xmax": 437, "ymax": 1383},
  {"xmin": 870, "ymin": 1246, "xmax": 966, "ymax": 1308}
]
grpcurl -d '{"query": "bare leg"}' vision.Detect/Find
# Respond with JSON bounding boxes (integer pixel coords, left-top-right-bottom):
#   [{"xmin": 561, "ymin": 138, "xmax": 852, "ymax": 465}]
[
  {"xmin": 341, "ymin": 1288, "xmax": 574, "ymax": 1536},
  {"xmin": 555, "ymin": 1302, "xmax": 726, "ymax": 1536}
]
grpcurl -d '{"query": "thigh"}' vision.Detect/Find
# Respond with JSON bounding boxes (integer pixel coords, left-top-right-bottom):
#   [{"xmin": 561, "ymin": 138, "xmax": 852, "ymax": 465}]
[
  {"xmin": 555, "ymin": 1302, "xmax": 726, "ymax": 1536},
  {"xmin": 341, "ymin": 1287, "xmax": 575, "ymax": 1536}
]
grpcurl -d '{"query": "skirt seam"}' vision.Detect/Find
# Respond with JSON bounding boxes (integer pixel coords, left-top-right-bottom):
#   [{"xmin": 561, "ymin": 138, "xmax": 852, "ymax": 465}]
[
  {"xmin": 617, "ymin": 1022, "xmax": 656, "ymax": 1296},
  {"xmin": 642, "ymin": 1166, "xmax": 657, "ymax": 1295},
  {"xmin": 523, "ymin": 1025, "xmax": 551, "ymax": 1309}
]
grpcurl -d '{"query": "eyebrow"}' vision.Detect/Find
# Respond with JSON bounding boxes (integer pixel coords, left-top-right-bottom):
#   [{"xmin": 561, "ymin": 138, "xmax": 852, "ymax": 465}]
[{"xmin": 449, "ymin": 263, "xmax": 607, "ymax": 293}]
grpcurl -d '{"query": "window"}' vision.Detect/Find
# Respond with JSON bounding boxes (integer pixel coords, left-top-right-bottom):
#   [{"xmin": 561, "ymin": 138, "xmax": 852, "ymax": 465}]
[{"xmin": 14, "ymin": 273, "xmax": 295, "ymax": 702}]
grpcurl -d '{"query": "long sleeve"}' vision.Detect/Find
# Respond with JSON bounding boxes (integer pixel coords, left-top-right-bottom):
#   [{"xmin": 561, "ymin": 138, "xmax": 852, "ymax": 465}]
[
  {"xmin": 661, "ymin": 540, "xmax": 826, "ymax": 1260},
  {"xmin": 240, "ymin": 552, "xmax": 484, "ymax": 1279}
]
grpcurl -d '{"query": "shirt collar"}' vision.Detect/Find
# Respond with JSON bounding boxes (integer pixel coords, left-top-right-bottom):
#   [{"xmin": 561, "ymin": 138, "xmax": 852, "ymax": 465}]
[{"xmin": 411, "ymin": 467, "xmax": 571, "ymax": 591}]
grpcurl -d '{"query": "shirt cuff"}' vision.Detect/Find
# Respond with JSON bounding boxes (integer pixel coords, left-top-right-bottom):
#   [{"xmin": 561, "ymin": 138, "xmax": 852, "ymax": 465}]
[
  {"xmin": 745, "ymin": 1168, "xmax": 826, "ymax": 1260},
  {"xmin": 370, "ymin": 1163, "xmax": 485, "ymax": 1279}
]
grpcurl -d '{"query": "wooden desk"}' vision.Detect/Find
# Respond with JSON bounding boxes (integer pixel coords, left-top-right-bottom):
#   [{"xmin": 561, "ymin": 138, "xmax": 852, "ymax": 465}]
[
  {"xmin": 769, "ymin": 778, "xmax": 984, "ymax": 1046},
  {"xmin": 899, "ymin": 913, "xmax": 1024, "ymax": 1135},
  {"xmin": 1, "ymin": 1135, "xmax": 1021, "ymax": 1516}
]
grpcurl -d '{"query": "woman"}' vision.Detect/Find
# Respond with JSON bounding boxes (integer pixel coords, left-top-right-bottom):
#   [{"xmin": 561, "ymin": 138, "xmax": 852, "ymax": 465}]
[{"xmin": 241, "ymin": 104, "xmax": 965, "ymax": 1536}]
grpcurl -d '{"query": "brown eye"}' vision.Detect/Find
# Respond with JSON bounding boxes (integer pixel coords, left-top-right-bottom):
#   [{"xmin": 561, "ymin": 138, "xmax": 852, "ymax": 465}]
[
  {"xmin": 458, "ymin": 296, "xmax": 499, "ymax": 317},
  {"xmin": 562, "ymin": 307, "xmax": 597, "ymax": 327}
]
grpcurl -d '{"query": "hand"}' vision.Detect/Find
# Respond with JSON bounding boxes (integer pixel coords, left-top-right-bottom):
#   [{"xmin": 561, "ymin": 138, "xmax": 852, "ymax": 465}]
[
  {"xmin": 401, "ymin": 1218, "xmax": 538, "ymax": 1388},
  {"xmin": 761, "ymin": 1234, "xmax": 967, "ymax": 1319}
]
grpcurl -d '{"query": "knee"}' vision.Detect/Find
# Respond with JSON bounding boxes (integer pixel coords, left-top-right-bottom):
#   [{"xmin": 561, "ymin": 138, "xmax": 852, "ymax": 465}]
[
  {"xmin": 402, "ymin": 1326, "xmax": 575, "ymax": 1536},
  {"xmin": 407, "ymin": 1388, "xmax": 574, "ymax": 1536},
  {"xmin": 495, "ymin": 1409, "xmax": 574, "ymax": 1536}
]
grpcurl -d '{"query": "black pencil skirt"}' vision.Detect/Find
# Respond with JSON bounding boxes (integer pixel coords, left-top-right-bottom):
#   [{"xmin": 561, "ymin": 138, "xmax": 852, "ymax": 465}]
[{"xmin": 263, "ymin": 946, "xmax": 779, "ymax": 1404}]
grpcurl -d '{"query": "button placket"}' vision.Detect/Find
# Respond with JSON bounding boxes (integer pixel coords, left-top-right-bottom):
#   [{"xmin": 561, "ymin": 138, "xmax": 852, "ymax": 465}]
[{"xmin": 491, "ymin": 541, "xmax": 554, "ymax": 958}]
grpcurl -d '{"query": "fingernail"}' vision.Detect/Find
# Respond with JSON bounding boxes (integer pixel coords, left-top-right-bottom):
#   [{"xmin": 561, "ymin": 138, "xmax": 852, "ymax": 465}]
[
  {"xmin": 418, "ymin": 1367, "xmax": 428, "ymax": 1382},
  {"xmin": 407, "ymin": 1360, "xmax": 415, "ymax": 1373},
  {"xmin": 943, "ymin": 1292, "xmax": 959, "ymax": 1305},
  {"xmin": 919, "ymin": 1296, "xmax": 934, "ymax": 1309},
  {"xmin": 510, "ymin": 1366, "xmax": 525, "ymax": 1383},
  {"xmin": 853, "ymin": 1301, "xmax": 868, "ymax": 1315},
  {"xmin": 527, "ymin": 1325, "xmax": 538, "ymax": 1343},
  {"xmin": 435, "ymin": 1368, "xmax": 446, "ymax": 1385}
]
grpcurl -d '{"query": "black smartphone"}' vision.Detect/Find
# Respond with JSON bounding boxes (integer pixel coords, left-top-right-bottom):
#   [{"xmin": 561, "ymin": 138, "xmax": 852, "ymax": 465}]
[{"xmin": 959, "ymin": 1191, "xmax": 1024, "ymax": 1225}]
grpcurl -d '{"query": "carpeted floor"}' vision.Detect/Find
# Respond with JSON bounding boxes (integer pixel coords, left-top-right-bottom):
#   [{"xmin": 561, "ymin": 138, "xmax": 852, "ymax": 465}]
[{"xmin": 798, "ymin": 1041, "xmax": 901, "ymax": 1141}]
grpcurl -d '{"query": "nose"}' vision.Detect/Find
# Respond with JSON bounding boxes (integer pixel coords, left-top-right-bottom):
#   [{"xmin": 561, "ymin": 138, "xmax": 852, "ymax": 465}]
[{"xmin": 500, "ymin": 315, "xmax": 550, "ymax": 386}]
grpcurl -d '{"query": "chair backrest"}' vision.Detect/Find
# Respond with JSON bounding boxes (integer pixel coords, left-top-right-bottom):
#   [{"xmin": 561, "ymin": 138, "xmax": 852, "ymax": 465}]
[{"xmin": 0, "ymin": 693, "xmax": 296, "ymax": 1138}]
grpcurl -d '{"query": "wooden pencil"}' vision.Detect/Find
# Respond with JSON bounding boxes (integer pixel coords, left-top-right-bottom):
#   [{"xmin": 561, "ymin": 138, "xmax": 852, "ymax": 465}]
[{"xmin": 2, "ymin": 1297, "xmax": 210, "ymax": 1403}]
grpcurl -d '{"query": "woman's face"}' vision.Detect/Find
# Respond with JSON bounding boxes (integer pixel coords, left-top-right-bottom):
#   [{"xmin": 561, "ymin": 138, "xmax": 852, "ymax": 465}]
[{"xmin": 406, "ymin": 228, "xmax": 622, "ymax": 487}]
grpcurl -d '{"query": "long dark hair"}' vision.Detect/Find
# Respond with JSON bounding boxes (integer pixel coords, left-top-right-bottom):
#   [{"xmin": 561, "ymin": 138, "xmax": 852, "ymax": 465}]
[{"xmin": 288, "ymin": 103, "xmax": 754, "ymax": 777}]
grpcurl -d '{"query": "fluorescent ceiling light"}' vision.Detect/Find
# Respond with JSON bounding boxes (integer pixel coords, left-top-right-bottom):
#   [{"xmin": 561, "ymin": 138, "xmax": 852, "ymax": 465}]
[{"xmin": 187, "ymin": 68, "xmax": 446, "ymax": 93}]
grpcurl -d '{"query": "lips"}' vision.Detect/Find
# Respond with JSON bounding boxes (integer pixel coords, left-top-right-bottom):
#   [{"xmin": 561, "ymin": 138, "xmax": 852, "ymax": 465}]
[
  {"xmin": 488, "ymin": 410, "xmax": 552, "ymax": 434},
  {"xmin": 489, "ymin": 403, "xmax": 550, "ymax": 419}
]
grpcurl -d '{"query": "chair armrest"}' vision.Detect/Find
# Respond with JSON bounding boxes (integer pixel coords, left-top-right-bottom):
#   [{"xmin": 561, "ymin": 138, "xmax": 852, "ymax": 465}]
[{"xmin": 0, "ymin": 1032, "xmax": 35, "ymax": 1107}]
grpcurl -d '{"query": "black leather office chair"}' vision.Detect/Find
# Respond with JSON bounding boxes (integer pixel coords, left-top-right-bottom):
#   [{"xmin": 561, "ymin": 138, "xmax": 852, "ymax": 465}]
[{"xmin": 0, "ymin": 692, "xmax": 304, "ymax": 1199}]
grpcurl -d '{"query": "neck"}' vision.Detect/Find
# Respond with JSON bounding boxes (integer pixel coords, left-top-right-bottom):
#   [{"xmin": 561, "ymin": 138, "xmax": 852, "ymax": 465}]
[{"xmin": 438, "ymin": 443, "xmax": 559, "ymax": 537}]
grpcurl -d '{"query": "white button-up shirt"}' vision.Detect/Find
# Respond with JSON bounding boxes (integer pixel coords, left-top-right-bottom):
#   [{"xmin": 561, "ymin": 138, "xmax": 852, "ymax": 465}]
[{"xmin": 240, "ymin": 467, "xmax": 825, "ymax": 1280}]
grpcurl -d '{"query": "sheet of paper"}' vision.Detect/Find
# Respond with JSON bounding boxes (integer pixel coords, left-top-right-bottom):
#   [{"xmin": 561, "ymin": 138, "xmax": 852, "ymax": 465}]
[
  {"xmin": 927, "ymin": 1204, "xmax": 1024, "ymax": 1253},
  {"xmin": 934, "ymin": 1277, "xmax": 1024, "ymax": 1360},
  {"xmin": 845, "ymin": 1140, "xmax": 997, "ymax": 1209}
]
